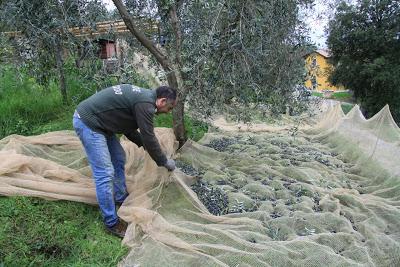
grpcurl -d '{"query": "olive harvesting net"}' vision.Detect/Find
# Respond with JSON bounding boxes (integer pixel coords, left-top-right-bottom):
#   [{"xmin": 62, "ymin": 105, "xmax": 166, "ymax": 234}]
[{"xmin": 0, "ymin": 103, "xmax": 399, "ymax": 266}]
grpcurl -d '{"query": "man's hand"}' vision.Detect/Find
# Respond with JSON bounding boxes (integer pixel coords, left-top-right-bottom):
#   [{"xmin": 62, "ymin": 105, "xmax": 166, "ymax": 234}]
[{"xmin": 164, "ymin": 159, "xmax": 176, "ymax": 171}]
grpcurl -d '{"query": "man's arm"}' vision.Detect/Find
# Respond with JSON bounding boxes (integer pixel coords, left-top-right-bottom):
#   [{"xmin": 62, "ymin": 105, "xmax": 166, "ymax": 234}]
[
  {"xmin": 124, "ymin": 130, "xmax": 143, "ymax": 148},
  {"xmin": 135, "ymin": 102, "xmax": 168, "ymax": 166}
]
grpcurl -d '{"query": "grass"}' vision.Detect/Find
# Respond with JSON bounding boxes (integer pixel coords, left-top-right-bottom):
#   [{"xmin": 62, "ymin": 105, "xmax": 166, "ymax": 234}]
[
  {"xmin": 154, "ymin": 113, "xmax": 208, "ymax": 141},
  {"xmin": 0, "ymin": 197, "xmax": 128, "ymax": 267},
  {"xmin": 312, "ymin": 91, "xmax": 323, "ymax": 97},
  {"xmin": 311, "ymin": 90, "xmax": 355, "ymax": 115},
  {"xmin": 0, "ymin": 64, "xmax": 208, "ymax": 266},
  {"xmin": 0, "ymin": 70, "xmax": 66, "ymax": 138},
  {"xmin": 331, "ymin": 91, "xmax": 353, "ymax": 102},
  {"xmin": 312, "ymin": 90, "xmax": 354, "ymax": 114},
  {"xmin": 341, "ymin": 103, "xmax": 355, "ymax": 114},
  {"xmin": 311, "ymin": 90, "xmax": 353, "ymax": 103}
]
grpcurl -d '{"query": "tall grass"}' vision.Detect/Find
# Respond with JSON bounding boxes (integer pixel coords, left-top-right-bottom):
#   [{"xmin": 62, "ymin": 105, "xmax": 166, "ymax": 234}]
[
  {"xmin": 0, "ymin": 63, "xmax": 208, "ymax": 140},
  {"xmin": 155, "ymin": 113, "xmax": 208, "ymax": 141},
  {"xmin": 0, "ymin": 196, "xmax": 128, "ymax": 267},
  {"xmin": 0, "ymin": 67, "xmax": 66, "ymax": 137}
]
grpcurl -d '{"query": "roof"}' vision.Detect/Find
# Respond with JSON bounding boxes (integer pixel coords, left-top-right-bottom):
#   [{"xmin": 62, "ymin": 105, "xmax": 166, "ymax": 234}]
[
  {"xmin": 303, "ymin": 49, "xmax": 331, "ymax": 58},
  {"xmin": 2, "ymin": 19, "xmax": 158, "ymax": 39},
  {"xmin": 315, "ymin": 49, "xmax": 331, "ymax": 58}
]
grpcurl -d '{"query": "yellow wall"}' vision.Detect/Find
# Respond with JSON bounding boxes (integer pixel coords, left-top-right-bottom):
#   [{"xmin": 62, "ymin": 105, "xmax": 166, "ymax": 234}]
[{"xmin": 304, "ymin": 52, "xmax": 344, "ymax": 91}]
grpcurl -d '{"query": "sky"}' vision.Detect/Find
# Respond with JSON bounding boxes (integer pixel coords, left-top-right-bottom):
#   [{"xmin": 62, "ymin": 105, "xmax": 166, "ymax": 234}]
[
  {"xmin": 102, "ymin": 0, "xmax": 114, "ymax": 11},
  {"xmin": 302, "ymin": 0, "xmax": 333, "ymax": 48},
  {"xmin": 102, "ymin": 0, "xmax": 332, "ymax": 49}
]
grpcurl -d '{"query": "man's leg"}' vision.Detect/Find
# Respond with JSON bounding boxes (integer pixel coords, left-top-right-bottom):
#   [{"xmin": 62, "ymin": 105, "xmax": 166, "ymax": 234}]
[
  {"xmin": 107, "ymin": 135, "xmax": 128, "ymax": 205},
  {"xmin": 73, "ymin": 116, "xmax": 118, "ymax": 227}
]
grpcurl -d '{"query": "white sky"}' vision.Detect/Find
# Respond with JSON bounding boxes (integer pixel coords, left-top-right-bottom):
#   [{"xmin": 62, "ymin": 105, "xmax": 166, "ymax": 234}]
[
  {"xmin": 102, "ymin": 0, "xmax": 331, "ymax": 48},
  {"xmin": 102, "ymin": 0, "xmax": 114, "ymax": 11},
  {"xmin": 302, "ymin": 0, "xmax": 336, "ymax": 48}
]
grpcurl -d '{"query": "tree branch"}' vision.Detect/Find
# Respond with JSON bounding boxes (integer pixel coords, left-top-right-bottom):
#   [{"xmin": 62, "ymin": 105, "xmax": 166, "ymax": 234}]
[
  {"xmin": 169, "ymin": 2, "xmax": 183, "ymax": 68},
  {"xmin": 111, "ymin": 0, "xmax": 172, "ymax": 71}
]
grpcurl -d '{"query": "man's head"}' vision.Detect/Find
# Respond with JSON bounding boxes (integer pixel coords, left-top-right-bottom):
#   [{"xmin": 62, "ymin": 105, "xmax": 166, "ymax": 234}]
[{"xmin": 155, "ymin": 86, "xmax": 177, "ymax": 114}]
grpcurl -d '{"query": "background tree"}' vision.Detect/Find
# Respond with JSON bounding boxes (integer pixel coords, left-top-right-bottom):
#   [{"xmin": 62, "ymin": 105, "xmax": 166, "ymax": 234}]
[
  {"xmin": 184, "ymin": 1, "xmax": 314, "ymax": 118},
  {"xmin": 0, "ymin": 0, "xmax": 110, "ymax": 103},
  {"xmin": 112, "ymin": 0, "xmax": 313, "ymax": 146},
  {"xmin": 327, "ymin": 0, "xmax": 400, "ymax": 121}
]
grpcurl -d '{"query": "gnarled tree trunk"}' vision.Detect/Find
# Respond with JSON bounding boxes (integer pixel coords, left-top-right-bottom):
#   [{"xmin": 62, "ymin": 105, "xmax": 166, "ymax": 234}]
[
  {"xmin": 166, "ymin": 71, "xmax": 186, "ymax": 147},
  {"xmin": 112, "ymin": 0, "xmax": 187, "ymax": 146},
  {"xmin": 55, "ymin": 37, "xmax": 67, "ymax": 104}
]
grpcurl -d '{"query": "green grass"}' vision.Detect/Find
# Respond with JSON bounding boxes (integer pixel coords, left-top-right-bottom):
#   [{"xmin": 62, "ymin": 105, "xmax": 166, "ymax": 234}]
[
  {"xmin": 0, "ymin": 63, "xmax": 208, "ymax": 140},
  {"xmin": 331, "ymin": 91, "xmax": 353, "ymax": 102},
  {"xmin": 0, "ymin": 197, "xmax": 128, "ymax": 267},
  {"xmin": 311, "ymin": 90, "xmax": 353, "ymax": 103},
  {"xmin": 341, "ymin": 103, "xmax": 355, "ymax": 114},
  {"xmin": 0, "ymin": 69, "xmax": 67, "ymax": 138},
  {"xmin": 154, "ymin": 113, "xmax": 208, "ymax": 141},
  {"xmin": 331, "ymin": 91, "xmax": 350, "ymax": 99},
  {"xmin": 312, "ymin": 92, "xmax": 323, "ymax": 97},
  {"xmin": 31, "ymin": 108, "xmax": 76, "ymax": 134}
]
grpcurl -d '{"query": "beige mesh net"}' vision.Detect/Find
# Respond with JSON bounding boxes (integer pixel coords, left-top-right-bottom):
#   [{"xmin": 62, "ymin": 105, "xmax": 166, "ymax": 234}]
[{"xmin": 1, "ymin": 103, "xmax": 399, "ymax": 266}]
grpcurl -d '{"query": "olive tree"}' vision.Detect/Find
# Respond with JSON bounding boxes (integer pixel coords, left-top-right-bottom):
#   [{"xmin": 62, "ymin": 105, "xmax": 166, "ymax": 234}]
[
  {"xmin": 112, "ymin": 0, "xmax": 313, "ymax": 146},
  {"xmin": 0, "ymin": 0, "xmax": 109, "ymax": 103}
]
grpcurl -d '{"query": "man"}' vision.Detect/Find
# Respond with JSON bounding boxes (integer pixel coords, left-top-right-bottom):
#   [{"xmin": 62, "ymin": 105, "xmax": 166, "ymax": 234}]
[{"xmin": 73, "ymin": 84, "xmax": 177, "ymax": 238}]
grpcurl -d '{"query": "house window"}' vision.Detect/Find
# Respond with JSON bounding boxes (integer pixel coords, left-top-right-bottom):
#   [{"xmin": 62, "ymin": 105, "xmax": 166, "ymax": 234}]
[
  {"xmin": 311, "ymin": 76, "xmax": 317, "ymax": 90},
  {"xmin": 311, "ymin": 56, "xmax": 317, "ymax": 68},
  {"xmin": 96, "ymin": 39, "xmax": 116, "ymax": 59}
]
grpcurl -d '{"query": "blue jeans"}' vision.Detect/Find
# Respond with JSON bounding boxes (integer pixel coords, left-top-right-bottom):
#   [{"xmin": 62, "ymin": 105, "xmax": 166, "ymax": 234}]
[{"xmin": 73, "ymin": 114, "xmax": 128, "ymax": 227}]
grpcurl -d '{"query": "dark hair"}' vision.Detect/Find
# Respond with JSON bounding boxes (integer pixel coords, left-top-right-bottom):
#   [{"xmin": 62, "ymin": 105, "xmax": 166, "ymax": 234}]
[{"xmin": 156, "ymin": 86, "xmax": 177, "ymax": 101}]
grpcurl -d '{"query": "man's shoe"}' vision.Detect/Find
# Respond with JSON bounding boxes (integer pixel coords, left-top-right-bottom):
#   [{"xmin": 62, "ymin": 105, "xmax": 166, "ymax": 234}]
[{"xmin": 106, "ymin": 219, "xmax": 128, "ymax": 238}]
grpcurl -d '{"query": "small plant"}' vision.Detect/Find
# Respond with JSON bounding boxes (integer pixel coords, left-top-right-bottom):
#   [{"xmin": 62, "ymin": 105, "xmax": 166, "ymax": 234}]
[
  {"xmin": 288, "ymin": 125, "xmax": 299, "ymax": 138},
  {"xmin": 229, "ymin": 199, "xmax": 246, "ymax": 214},
  {"xmin": 301, "ymin": 226, "xmax": 316, "ymax": 236},
  {"xmin": 265, "ymin": 225, "xmax": 287, "ymax": 241}
]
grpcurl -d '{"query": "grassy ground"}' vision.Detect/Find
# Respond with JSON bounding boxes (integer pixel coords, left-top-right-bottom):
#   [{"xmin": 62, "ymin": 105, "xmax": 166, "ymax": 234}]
[
  {"xmin": 312, "ymin": 90, "xmax": 353, "ymax": 103},
  {"xmin": 330, "ymin": 91, "xmax": 352, "ymax": 101},
  {"xmin": 0, "ymin": 64, "xmax": 208, "ymax": 266},
  {"xmin": 311, "ymin": 91, "xmax": 323, "ymax": 97},
  {"xmin": 311, "ymin": 91, "xmax": 355, "ymax": 114},
  {"xmin": 0, "ymin": 197, "xmax": 128, "ymax": 267},
  {"xmin": 341, "ymin": 103, "xmax": 355, "ymax": 114}
]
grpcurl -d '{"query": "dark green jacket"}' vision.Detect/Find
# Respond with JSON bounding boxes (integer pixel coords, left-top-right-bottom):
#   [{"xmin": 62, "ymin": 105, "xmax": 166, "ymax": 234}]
[{"xmin": 76, "ymin": 84, "xmax": 167, "ymax": 166}]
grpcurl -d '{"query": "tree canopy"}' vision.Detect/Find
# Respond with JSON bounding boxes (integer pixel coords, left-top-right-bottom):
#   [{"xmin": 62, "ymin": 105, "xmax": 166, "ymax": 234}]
[
  {"xmin": 0, "ymin": 0, "xmax": 112, "ymax": 102},
  {"xmin": 327, "ymin": 0, "xmax": 400, "ymax": 121},
  {"xmin": 179, "ymin": 1, "xmax": 314, "ymax": 118},
  {"xmin": 2, "ymin": 0, "xmax": 316, "ymax": 143},
  {"xmin": 113, "ymin": 0, "xmax": 314, "ymax": 144}
]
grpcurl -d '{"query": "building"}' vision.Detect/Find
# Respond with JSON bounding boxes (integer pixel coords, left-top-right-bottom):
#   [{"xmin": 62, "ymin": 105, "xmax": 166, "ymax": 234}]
[
  {"xmin": 4, "ymin": 19, "xmax": 159, "ymax": 62},
  {"xmin": 304, "ymin": 49, "xmax": 344, "ymax": 92},
  {"xmin": 2, "ymin": 20, "xmax": 163, "ymax": 87}
]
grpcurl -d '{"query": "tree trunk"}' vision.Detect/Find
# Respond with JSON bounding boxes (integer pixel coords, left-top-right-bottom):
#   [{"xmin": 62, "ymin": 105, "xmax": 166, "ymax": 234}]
[
  {"xmin": 167, "ymin": 2, "xmax": 187, "ymax": 147},
  {"xmin": 172, "ymin": 98, "xmax": 186, "ymax": 147},
  {"xmin": 112, "ymin": 0, "xmax": 187, "ymax": 145},
  {"xmin": 166, "ymin": 71, "xmax": 186, "ymax": 147},
  {"xmin": 55, "ymin": 39, "xmax": 67, "ymax": 104}
]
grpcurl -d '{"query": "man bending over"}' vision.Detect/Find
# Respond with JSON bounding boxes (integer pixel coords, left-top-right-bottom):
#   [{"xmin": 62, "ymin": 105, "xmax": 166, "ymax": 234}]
[{"xmin": 73, "ymin": 84, "xmax": 177, "ymax": 238}]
